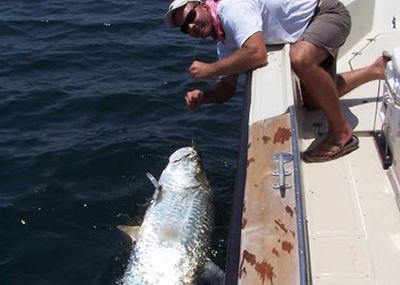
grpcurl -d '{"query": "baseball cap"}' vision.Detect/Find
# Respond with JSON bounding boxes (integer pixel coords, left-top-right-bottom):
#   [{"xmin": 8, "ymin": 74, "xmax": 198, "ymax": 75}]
[{"xmin": 164, "ymin": 0, "xmax": 201, "ymax": 28}]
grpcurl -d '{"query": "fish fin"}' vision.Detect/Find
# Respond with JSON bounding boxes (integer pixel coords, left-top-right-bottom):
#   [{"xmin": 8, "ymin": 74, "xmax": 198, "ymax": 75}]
[
  {"xmin": 117, "ymin": 225, "xmax": 140, "ymax": 241},
  {"xmin": 153, "ymin": 188, "xmax": 163, "ymax": 203},
  {"xmin": 146, "ymin": 172, "xmax": 161, "ymax": 190},
  {"xmin": 146, "ymin": 172, "xmax": 163, "ymax": 202}
]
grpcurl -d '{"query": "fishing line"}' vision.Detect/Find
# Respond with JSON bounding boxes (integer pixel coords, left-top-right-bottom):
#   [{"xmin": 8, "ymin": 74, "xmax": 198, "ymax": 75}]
[
  {"xmin": 186, "ymin": 37, "xmax": 203, "ymax": 85},
  {"xmin": 191, "ymin": 37, "xmax": 203, "ymax": 62},
  {"xmin": 162, "ymin": 27, "xmax": 203, "ymax": 87},
  {"xmin": 183, "ymin": 25, "xmax": 204, "ymax": 91},
  {"xmin": 190, "ymin": 22, "xmax": 204, "ymax": 62}
]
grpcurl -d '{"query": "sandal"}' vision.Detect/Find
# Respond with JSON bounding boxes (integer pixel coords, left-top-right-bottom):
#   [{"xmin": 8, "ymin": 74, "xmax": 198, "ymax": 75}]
[{"xmin": 302, "ymin": 135, "xmax": 359, "ymax": 163}]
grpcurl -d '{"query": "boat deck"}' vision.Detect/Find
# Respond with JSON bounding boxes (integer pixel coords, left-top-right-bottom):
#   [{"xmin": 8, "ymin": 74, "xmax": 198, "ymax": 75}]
[
  {"xmin": 299, "ymin": 30, "xmax": 400, "ymax": 285},
  {"xmin": 225, "ymin": 2, "xmax": 400, "ymax": 283}
]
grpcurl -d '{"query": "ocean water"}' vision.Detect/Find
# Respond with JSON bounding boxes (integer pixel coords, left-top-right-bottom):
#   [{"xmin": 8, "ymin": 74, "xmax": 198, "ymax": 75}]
[{"xmin": 0, "ymin": 1, "xmax": 243, "ymax": 284}]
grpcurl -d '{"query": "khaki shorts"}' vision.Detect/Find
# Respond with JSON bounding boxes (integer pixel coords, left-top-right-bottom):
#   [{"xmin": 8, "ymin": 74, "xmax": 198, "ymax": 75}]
[{"xmin": 299, "ymin": 0, "xmax": 352, "ymax": 79}]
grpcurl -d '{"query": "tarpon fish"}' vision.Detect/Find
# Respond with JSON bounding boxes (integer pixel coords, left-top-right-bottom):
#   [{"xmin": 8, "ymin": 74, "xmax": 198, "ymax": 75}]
[{"xmin": 118, "ymin": 147, "xmax": 214, "ymax": 285}]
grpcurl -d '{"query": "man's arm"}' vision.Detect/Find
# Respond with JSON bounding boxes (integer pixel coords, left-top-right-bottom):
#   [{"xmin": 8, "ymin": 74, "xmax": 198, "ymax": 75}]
[
  {"xmin": 185, "ymin": 74, "xmax": 238, "ymax": 110},
  {"xmin": 189, "ymin": 32, "xmax": 267, "ymax": 81}
]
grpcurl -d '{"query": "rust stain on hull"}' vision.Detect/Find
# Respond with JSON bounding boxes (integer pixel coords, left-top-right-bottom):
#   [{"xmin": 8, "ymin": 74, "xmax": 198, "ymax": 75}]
[
  {"xmin": 239, "ymin": 250, "xmax": 275, "ymax": 285},
  {"xmin": 272, "ymin": 247, "xmax": 280, "ymax": 257},
  {"xmin": 285, "ymin": 205, "xmax": 294, "ymax": 218},
  {"xmin": 273, "ymin": 127, "xmax": 291, "ymax": 145},
  {"xmin": 242, "ymin": 217, "xmax": 248, "ymax": 229},
  {"xmin": 247, "ymin": 157, "xmax": 255, "ymax": 167},
  {"xmin": 242, "ymin": 203, "xmax": 247, "ymax": 229},
  {"xmin": 262, "ymin": 135, "xmax": 271, "ymax": 144},
  {"xmin": 274, "ymin": 219, "xmax": 288, "ymax": 234},
  {"xmin": 281, "ymin": 240, "xmax": 294, "ymax": 254}
]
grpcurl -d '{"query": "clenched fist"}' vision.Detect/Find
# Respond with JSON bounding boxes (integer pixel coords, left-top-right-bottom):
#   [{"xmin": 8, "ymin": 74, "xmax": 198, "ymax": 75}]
[
  {"xmin": 189, "ymin": 61, "xmax": 216, "ymax": 81},
  {"xmin": 185, "ymin": 89, "xmax": 204, "ymax": 111}
]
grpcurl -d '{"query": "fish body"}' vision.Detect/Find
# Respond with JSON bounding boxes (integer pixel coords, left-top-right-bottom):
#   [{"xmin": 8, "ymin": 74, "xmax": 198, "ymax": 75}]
[{"xmin": 119, "ymin": 147, "xmax": 214, "ymax": 285}]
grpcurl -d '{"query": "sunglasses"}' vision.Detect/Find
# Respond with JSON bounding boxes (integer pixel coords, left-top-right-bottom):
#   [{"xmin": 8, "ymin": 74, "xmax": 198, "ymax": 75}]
[{"xmin": 180, "ymin": 7, "xmax": 197, "ymax": 34}]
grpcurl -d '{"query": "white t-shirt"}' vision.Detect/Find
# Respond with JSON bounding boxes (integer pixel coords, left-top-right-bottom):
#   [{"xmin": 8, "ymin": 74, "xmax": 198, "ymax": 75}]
[{"xmin": 217, "ymin": 0, "xmax": 318, "ymax": 59}]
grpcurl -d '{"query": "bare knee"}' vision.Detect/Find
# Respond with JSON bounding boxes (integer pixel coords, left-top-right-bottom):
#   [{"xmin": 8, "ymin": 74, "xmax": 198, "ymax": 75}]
[
  {"xmin": 290, "ymin": 42, "xmax": 332, "ymax": 77},
  {"xmin": 290, "ymin": 47, "xmax": 314, "ymax": 76}
]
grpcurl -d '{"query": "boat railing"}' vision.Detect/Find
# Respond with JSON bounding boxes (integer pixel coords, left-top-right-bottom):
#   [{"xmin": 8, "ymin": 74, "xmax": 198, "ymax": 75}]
[{"xmin": 225, "ymin": 44, "xmax": 311, "ymax": 285}]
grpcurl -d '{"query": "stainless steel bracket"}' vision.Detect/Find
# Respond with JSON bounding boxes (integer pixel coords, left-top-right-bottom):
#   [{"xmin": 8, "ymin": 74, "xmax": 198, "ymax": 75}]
[{"xmin": 272, "ymin": 152, "xmax": 293, "ymax": 197}]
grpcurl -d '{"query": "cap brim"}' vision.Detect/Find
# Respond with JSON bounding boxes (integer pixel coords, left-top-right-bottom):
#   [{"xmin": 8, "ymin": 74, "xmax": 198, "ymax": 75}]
[
  {"xmin": 164, "ymin": 10, "xmax": 177, "ymax": 28},
  {"xmin": 164, "ymin": 0, "xmax": 201, "ymax": 28}
]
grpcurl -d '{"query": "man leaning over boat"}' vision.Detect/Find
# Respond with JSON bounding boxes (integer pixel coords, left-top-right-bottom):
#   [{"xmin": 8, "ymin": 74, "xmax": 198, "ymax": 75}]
[{"xmin": 164, "ymin": 0, "xmax": 391, "ymax": 162}]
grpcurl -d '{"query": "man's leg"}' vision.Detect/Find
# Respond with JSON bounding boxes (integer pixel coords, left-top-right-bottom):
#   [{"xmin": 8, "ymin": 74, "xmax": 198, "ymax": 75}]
[
  {"xmin": 337, "ymin": 55, "xmax": 390, "ymax": 96},
  {"xmin": 301, "ymin": 54, "xmax": 389, "ymax": 106},
  {"xmin": 290, "ymin": 40, "xmax": 353, "ymax": 157},
  {"xmin": 301, "ymin": 54, "xmax": 390, "ymax": 107}
]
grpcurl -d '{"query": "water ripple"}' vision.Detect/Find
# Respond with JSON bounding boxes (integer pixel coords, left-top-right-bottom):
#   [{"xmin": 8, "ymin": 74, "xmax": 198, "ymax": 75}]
[{"xmin": 0, "ymin": 1, "xmax": 240, "ymax": 284}]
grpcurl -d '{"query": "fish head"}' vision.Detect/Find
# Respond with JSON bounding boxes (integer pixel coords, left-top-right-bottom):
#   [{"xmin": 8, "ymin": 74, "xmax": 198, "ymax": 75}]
[{"xmin": 159, "ymin": 147, "xmax": 209, "ymax": 192}]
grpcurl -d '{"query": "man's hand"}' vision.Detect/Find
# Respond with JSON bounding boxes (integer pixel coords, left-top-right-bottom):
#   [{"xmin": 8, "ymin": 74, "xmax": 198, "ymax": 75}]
[
  {"xmin": 185, "ymin": 89, "xmax": 204, "ymax": 111},
  {"xmin": 184, "ymin": 75, "xmax": 238, "ymax": 111},
  {"xmin": 189, "ymin": 61, "xmax": 216, "ymax": 81}
]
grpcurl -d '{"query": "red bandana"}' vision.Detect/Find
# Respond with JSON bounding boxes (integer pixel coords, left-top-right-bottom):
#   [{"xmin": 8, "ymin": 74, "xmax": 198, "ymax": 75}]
[{"xmin": 203, "ymin": 0, "xmax": 224, "ymax": 42}]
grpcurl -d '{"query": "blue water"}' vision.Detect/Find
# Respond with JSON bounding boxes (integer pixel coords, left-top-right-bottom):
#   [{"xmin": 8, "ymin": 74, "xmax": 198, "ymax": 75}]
[{"xmin": 0, "ymin": 1, "xmax": 243, "ymax": 284}]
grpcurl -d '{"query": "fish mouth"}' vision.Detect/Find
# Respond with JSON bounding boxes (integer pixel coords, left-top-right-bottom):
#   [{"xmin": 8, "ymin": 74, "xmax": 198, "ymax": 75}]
[
  {"xmin": 169, "ymin": 147, "xmax": 199, "ymax": 163},
  {"xmin": 159, "ymin": 147, "xmax": 210, "ymax": 192}
]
